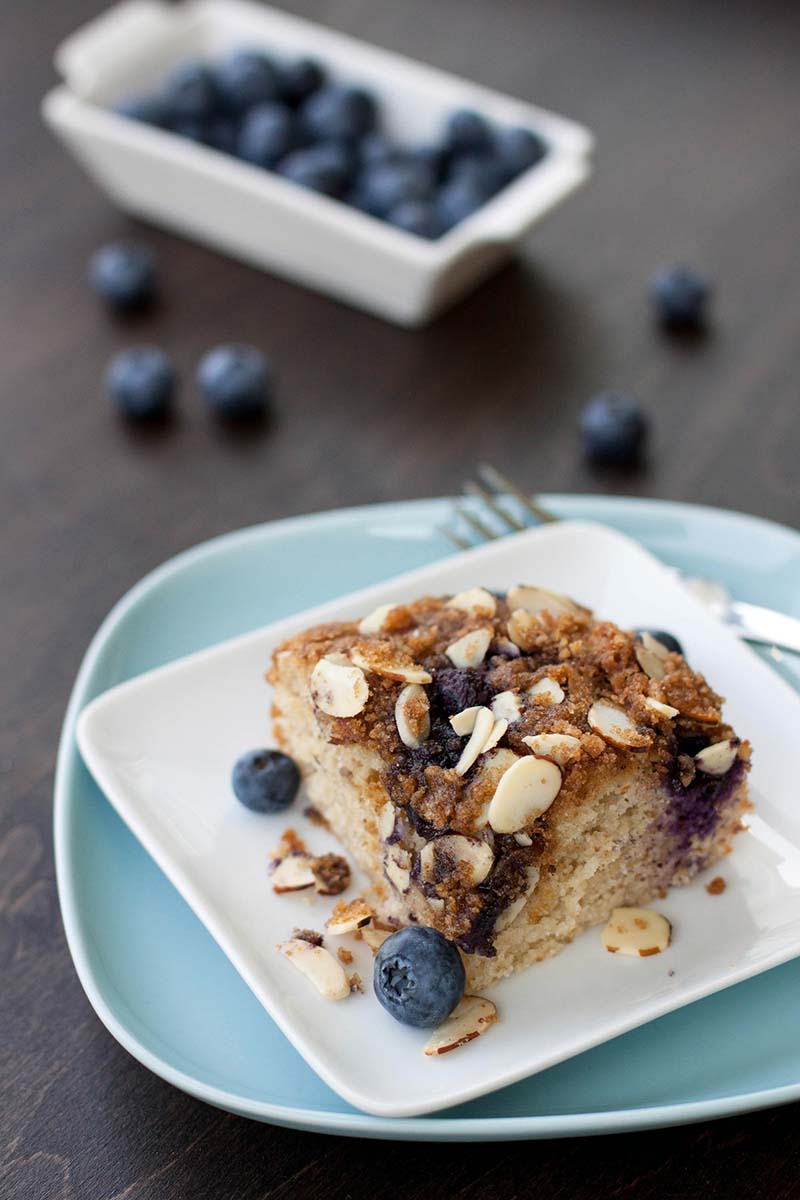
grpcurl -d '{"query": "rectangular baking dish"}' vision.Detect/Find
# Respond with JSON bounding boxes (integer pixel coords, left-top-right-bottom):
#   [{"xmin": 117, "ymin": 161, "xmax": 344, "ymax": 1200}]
[{"xmin": 42, "ymin": 0, "xmax": 594, "ymax": 326}]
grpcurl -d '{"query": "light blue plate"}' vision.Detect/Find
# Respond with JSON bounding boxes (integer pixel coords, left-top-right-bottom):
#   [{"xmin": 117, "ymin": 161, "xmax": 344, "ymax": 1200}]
[{"xmin": 55, "ymin": 496, "xmax": 800, "ymax": 1140}]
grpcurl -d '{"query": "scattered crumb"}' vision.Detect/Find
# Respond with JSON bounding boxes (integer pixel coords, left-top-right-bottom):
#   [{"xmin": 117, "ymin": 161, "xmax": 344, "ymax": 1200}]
[
  {"xmin": 705, "ymin": 876, "xmax": 726, "ymax": 895},
  {"xmin": 292, "ymin": 928, "xmax": 323, "ymax": 947},
  {"xmin": 269, "ymin": 828, "xmax": 308, "ymax": 869},
  {"xmin": 311, "ymin": 853, "xmax": 351, "ymax": 895},
  {"xmin": 304, "ymin": 804, "xmax": 330, "ymax": 830},
  {"xmin": 349, "ymin": 972, "xmax": 364, "ymax": 994},
  {"xmin": 352, "ymin": 928, "xmax": 364, "ymax": 941},
  {"xmin": 668, "ymin": 969, "xmax": 676, "ymax": 977},
  {"xmin": 337, "ymin": 947, "xmax": 353, "ymax": 965}
]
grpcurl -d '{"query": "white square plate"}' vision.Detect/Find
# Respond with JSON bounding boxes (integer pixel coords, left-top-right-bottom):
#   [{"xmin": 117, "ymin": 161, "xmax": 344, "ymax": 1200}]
[{"xmin": 77, "ymin": 521, "xmax": 800, "ymax": 1117}]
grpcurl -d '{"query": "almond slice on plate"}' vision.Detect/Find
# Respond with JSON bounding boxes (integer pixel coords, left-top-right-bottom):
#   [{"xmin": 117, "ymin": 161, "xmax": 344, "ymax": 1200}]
[
  {"xmin": 587, "ymin": 700, "xmax": 645, "ymax": 748},
  {"xmin": 448, "ymin": 587, "xmax": 497, "ymax": 616},
  {"xmin": 695, "ymin": 738, "xmax": 739, "ymax": 776},
  {"xmin": 310, "ymin": 656, "xmax": 369, "ymax": 717},
  {"xmin": 445, "ymin": 627, "xmax": 493, "ymax": 669},
  {"xmin": 395, "ymin": 683, "xmax": 431, "ymax": 748},
  {"xmin": 326, "ymin": 897, "xmax": 374, "ymax": 936},
  {"xmin": 455, "ymin": 706, "xmax": 495, "ymax": 776},
  {"xmin": 271, "ymin": 854, "xmax": 316, "ymax": 893},
  {"xmin": 424, "ymin": 995, "xmax": 498, "ymax": 1056},
  {"xmin": 278, "ymin": 938, "xmax": 352, "ymax": 999},
  {"xmin": 601, "ymin": 907, "xmax": 671, "ymax": 957},
  {"xmin": 487, "ymin": 755, "xmax": 562, "ymax": 833}
]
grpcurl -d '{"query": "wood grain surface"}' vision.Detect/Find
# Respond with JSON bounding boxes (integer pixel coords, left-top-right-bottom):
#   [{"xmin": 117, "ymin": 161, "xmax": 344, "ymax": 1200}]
[{"xmin": 3, "ymin": 1, "xmax": 800, "ymax": 1196}]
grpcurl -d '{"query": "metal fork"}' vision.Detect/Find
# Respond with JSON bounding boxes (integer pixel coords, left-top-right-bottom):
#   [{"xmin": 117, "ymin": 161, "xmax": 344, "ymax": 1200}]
[{"xmin": 441, "ymin": 464, "xmax": 800, "ymax": 658}]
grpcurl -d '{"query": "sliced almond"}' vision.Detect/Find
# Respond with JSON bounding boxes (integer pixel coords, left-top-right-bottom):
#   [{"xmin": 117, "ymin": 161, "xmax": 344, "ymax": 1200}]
[
  {"xmin": 507, "ymin": 585, "xmax": 584, "ymax": 620},
  {"xmin": 491, "ymin": 690, "xmax": 523, "ymax": 724},
  {"xmin": 522, "ymin": 733, "xmax": 581, "ymax": 766},
  {"xmin": 326, "ymin": 897, "xmax": 374, "ymax": 936},
  {"xmin": 507, "ymin": 608, "xmax": 538, "ymax": 650},
  {"xmin": 350, "ymin": 645, "xmax": 432, "ymax": 685},
  {"xmin": 488, "ymin": 755, "xmax": 562, "ymax": 833},
  {"xmin": 695, "ymin": 739, "xmax": 739, "ymax": 776},
  {"xmin": 494, "ymin": 865, "xmax": 540, "ymax": 931},
  {"xmin": 587, "ymin": 701, "xmax": 643, "ymax": 749},
  {"xmin": 395, "ymin": 682, "xmax": 431, "ymax": 749},
  {"xmin": 448, "ymin": 587, "xmax": 496, "ymax": 616},
  {"xmin": 635, "ymin": 640, "xmax": 667, "ymax": 681},
  {"xmin": 419, "ymin": 834, "xmax": 494, "ymax": 888},
  {"xmin": 385, "ymin": 846, "xmax": 411, "ymax": 893},
  {"xmin": 644, "ymin": 696, "xmax": 679, "ymax": 719},
  {"xmin": 358, "ymin": 603, "xmax": 397, "ymax": 635},
  {"xmin": 378, "ymin": 801, "xmax": 396, "ymax": 840},
  {"xmin": 278, "ymin": 938, "xmax": 351, "ymax": 999},
  {"xmin": 641, "ymin": 631, "xmax": 671, "ymax": 660},
  {"xmin": 362, "ymin": 924, "xmax": 395, "ymax": 953},
  {"xmin": 470, "ymin": 748, "xmax": 521, "ymax": 829},
  {"xmin": 449, "ymin": 705, "xmax": 482, "ymax": 736},
  {"xmin": 483, "ymin": 718, "xmax": 508, "ymax": 753},
  {"xmin": 513, "ymin": 832, "xmax": 533, "ymax": 847},
  {"xmin": 528, "ymin": 675, "xmax": 565, "ymax": 705},
  {"xmin": 493, "ymin": 638, "xmax": 521, "ymax": 659},
  {"xmin": 601, "ymin": 907, "xmax": 671, "ymax": 957},
  {"xmin": 455, "ymin": 706, "xmax": 495, "ymax": 776},
  {"xmin": 310, "ymin": 656, "xmax": 369, "ymax": 718},
  {"xmin": 424, "ymin": 995, "xmax": 498, "ymax": 1056},
  {"xmin": 271, "ymin": 854, "xmax": 316, "ymax": 893},
  {"xmin": 445, "ymin": 627, "xmax": 493, "ymax": 669}
]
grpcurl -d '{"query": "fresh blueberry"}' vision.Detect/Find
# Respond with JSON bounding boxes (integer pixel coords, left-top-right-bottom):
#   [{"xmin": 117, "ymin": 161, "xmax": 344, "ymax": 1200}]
[
  {"xmin": 374, "ymin": 926, "xmax": 465, "ymax": 1028},
  {"xmin": 238, "ymin": 102, "xmax": 296, "ymax": 166},
  {"xmin": 114, "ymin": 93, "xmax": 169, "ymax": 127},
  {"xmin": 169, "ymin": 118, "xmax": 210, "ymax": 144},
  {"xmin": 278, "ymin": 143, "xmax": 353, "ymax": 197},
  {"xmin": 493, "ymin": 125, "xmax": 547, "ymax": 177},
  {"xmin": 436, "ymin": 175, "xmax": 492, "ymax": 231},
  {"xmin": 162, "ymin": 60, "xmax": 219, "ymax": 121},
  {"xmin": 580, "ymin": 391, "xmax": 648, "ymax": 465},
  {"xmin": 445, "ymin": 108, "xmax": 493, "ymax": 154},
  {"xmin": 635, "ymin": 629, "xmax": 684, "ymax": 656},
  {"xmin": 386, "ymin": 199, "xmax": 441, "ymax": 238},
  {"xmin": 106, "ymin": 347, "xmax": 175, "ymax": 419},
  {"xmin": 279, "ymin": 57, "xmax": 325, "ymax": 106},
  {"xmin": 206, "ymin": 116, "xmax": 239, "ymax": 155},
  {"xmin": 89, "ymin": 241, "xmax": 157, "ymax": 312},
  {"xmin": 300, "ymin": 84, "xmax": 376, "ymax": 142},
  {"xmin": 358, "ymin": 132, "xmax": 396, "ymax": 167},
  {"xmin": 650, "ymin": 264, "xmax": 711, "ymax": 327},
  {"xmin": 232, "ymin": 749, "xmax": 300, "ymax": 813},
  {"xmin": 354, "ymin": 160, "xmax": 434, "ymax": 218},
  {"xmin": 447, "ymin": 151, "xmax": 508, "ymax": 196},
  {"xmin": 432, "ymin": 667, "xmax": 493, "ymax": 715},
  {"xmin": 410, "ymin": 144, "xmax": 447, "ymax": 181},
  {"xmin": 197, "ymin": 344, "xmax": 272, "ymax": 418},
  {"xmin": 212, "ymin": 50, "xmax": 280, "ymax": 113}
]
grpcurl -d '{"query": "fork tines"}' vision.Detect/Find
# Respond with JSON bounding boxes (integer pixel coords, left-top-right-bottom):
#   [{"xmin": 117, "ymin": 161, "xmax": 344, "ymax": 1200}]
[{"xmin": 441, "ymin": 464, "xmax": 558, "ymax": 550}]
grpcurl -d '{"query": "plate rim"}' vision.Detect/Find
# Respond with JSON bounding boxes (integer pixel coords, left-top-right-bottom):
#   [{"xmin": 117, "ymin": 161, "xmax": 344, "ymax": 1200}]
[{"xmin": 54, "ymin": 494, "xmax": 800, "ymax": 1139}]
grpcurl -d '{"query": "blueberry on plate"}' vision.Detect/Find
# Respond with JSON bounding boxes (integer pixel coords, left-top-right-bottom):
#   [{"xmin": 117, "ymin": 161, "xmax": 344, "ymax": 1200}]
[
  {"xmin": 277, "ymin": 143, "xmax": 353, "ymax": 197},
  {"xmin": 436, "ymin": 175, "xmax": 492, "ymax": 231},
  {"xmin": 354, "ymin": 159, "xmax": 434, "ymax": 218},
  {"xmin": 386, "ymin": 199, "xmax": 441, "ymax": 239},
  {"xmin": 493, "ymin": 125, "xmax": 547, "ymax": 177},
  {"xmin": 635, "ymin": 629, "xmax": 684, "ymax": 656},
  {"xmin": 89, "ymin": 241, "xmax": 157, "ymax": 312},
  {"xmin": 445, "ymin": 108, "xmax": 493, "ymax": 154},
  {"xmin": 374, "ymin": 926, "xmax": 465, "ymax": 1028},
  {"xmin": 580, "ymin": 391, "xmax": 648, "ymax": 466},
  {"xmin": 232, "ymin": 749, "xmax": 300, "ymax": 813},
  {"xmin": 649, "ymin": 264, "xmax": 711, "ymax": 327},
  {"xmin": 279, "ymin": 57, "xmax": 325, "ymax": 106},
  {"xmin": 113, "ymin": 93, "xmax": 169, "ymax": 127},
  {"xmin": 238, "ymin": 102, "xmax": 296, "ymax": 166},
  {"xmin": 106, "ymin": 347, "xmax": 175, "ymax": 419},
  {"xmin": 197, "ymin": 344, "xmax": 272, "ymax": 418},
  {"xmin": 162, "ymin": 60, "xmax": 219, "ymax": 122},
  {"xmin": 300, "ymin": 84, "xmax": 377, "ymax": 142},
  {"xmin": 212, "ymin": 50, "xmax": 280, "ymax": 113}
]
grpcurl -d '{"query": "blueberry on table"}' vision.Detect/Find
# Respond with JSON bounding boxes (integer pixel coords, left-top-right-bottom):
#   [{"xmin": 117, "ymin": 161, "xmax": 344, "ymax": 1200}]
[
  {"xmin": 197, "ymin": 344, "xmax": 272, "ymax": 418},
  {"xmin": 162, "ymin": 61, "xmax": 219, "ymax": 122},
  {"xmin": 89, "ymin": 242, "xmax": 157, "ymax": 312},
  {"xmin": 106, "ymin": 347, "xmax": 175, "ymax": 419},
  {"xmin": 238, "ymin": 102, "xmax": 296, "ymax": 166},
  {"xmin": 212, "ymin": 50, "xmax": 280, "ymax": 113},
  {"xmin": 354, "ymin": 159, "xmax": 434, "ymax": 218},
  {"xmin": 113, "ymin": 94, "xmax": 169, "ymax": 127},
  {"xmin": 580, "ymin": 391, "xmax": 648, "ymax": 466},
  {"xmin": 635, "ymin": 629, "xmax": 684, "ymax": 656},
  {"xmin": 493, "ymin": 125, "xmax": 547, "ymax": 177},
  {"xmin": 279, "ymin": 57, "xmax": 325, "ymax": 106},
  {"xmin": 374, "ymin": 926, "xmax": 465, "ymax": 1028},
  {"xmin": 649, "ymin": 264, "xmax": 711, "ymax": 327},
  {"xmin": 300, "ymin": 84, "xmax": 377, "ymax": 142},
  {"xmin": 386, "ymin": 199, "xmax": 442, "ymax": 239},
  {"xmin": 232, "ymin": 749, "xmax": 300, "ymax": 813},
  {"xmin": 277, "ymin": 143, "xmax": 353, "ymax": 197},
  {"xmin": 445, "ymin": 108, "xmax": 493, "ymax": 154}
]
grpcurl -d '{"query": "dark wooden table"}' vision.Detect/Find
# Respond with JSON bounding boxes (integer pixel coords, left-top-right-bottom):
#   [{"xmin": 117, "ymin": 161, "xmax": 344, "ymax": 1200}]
[{"xmin": 4, "ymin": 1, "xmax": 800, "ymax": 1196}]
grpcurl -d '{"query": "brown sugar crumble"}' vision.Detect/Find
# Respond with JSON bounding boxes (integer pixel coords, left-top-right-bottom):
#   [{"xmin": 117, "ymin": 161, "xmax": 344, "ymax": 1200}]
[
  {"xmin": 311, "ymin": 853, "xmax": 351, "ymax": 895},
  {"xmin": 705, "ymin": 876, "xmax": 726, "ymax": 895},
  {"xmin": 337, "ymin": 947, "xmax": 354, "ymax": 965},
  {"xmin": 292, "ymin": 928, "xmax": 323, "ymax": 947}
]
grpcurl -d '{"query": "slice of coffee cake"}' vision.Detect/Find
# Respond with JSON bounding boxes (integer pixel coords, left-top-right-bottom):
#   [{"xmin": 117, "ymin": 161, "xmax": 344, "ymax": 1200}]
[{"xmin": 269, "ymin": 586, "xmax": 750, "ymax": 989}]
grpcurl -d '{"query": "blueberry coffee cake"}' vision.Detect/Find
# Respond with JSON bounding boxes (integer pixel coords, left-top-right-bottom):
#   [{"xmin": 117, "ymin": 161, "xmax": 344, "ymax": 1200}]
[{"xmin": 269, "ymin": 585, "xmax": 750, "ymax": 989}]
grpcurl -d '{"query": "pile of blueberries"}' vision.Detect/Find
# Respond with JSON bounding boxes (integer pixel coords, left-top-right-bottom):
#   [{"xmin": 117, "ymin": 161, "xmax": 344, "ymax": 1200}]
[{"xmin": 114, "ymin": 49, "xmax": 548, "ymax": 239}]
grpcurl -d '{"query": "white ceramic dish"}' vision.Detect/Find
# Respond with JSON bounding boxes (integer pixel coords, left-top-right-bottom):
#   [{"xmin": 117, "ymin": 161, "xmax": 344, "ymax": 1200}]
[
  {"xmin": 76, "ymin": 520, "xmax": 800, "ymax": 1118},
  {"xmin": 41, "ymin": 0, "xmax": 593, "ymax": 326}
]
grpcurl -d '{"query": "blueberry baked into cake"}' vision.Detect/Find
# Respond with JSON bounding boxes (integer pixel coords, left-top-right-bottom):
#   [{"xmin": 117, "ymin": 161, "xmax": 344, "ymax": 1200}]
[{"xmin": 269, "ymin": 585, "xmax": 750, "ymax": 989}]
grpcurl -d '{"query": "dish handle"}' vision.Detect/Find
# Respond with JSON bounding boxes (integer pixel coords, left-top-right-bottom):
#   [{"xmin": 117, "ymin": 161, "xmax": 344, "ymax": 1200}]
[{"xmin": 54, "ymin": 0, "xmax": 181, "ymax": 96}]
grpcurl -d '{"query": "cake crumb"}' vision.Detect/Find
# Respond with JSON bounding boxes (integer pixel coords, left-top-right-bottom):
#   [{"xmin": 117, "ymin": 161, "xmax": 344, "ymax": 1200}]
[
  {"xmin": 292, "ymin": 928, "xmax": 323, "ymax": 947},
  {"xmin": 311, "ymin": 853, "xmax": 351, "ymax": 895},
  {"xmin": 337, "ymin": 947, "xmax": 353, "ymax": 965},
  {"xmin": 349, "ymin": 972, "xmax": 364, "ymax": 993},
  {"xmin": 269, "ymin": 827, "xmax": 308, "ymax": 869},
  {"xmin": 304, "ymin": 804, "xmax": 330, "ymax": 830},
  {"xmin": 705, "ymin": 876, "xmax": 726, "ymax": 895}
]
